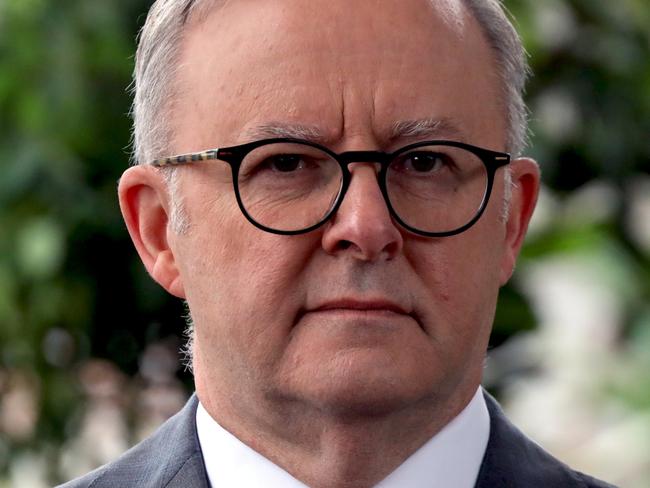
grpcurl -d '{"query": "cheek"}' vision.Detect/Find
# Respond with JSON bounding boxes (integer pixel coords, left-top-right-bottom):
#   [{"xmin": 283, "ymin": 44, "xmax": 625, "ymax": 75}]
[
  {"xmin": 177, "ymin": 206, "xmax": 320, "ymax": 364},
  {"xmin": 410, "ymin": 227, "xmax": 504, "ymax": 344}
]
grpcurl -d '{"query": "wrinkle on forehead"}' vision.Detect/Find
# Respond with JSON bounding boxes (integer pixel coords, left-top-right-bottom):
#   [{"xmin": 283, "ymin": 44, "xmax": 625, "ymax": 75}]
[{"xmin": 175, "ymin": 0, "xmax": 502, "ymax": 153}]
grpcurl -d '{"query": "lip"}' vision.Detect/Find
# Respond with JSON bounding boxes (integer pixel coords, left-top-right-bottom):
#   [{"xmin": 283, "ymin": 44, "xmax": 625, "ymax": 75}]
[{"xmin": 306, "ymin": 299, "xmax": 411, "ymax": 316}]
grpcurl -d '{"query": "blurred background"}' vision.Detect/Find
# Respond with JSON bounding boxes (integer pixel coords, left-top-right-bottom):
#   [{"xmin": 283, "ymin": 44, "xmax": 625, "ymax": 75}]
[{"xmin": 0, "ymin": 0, "xmax": 648, "ymax": 486}]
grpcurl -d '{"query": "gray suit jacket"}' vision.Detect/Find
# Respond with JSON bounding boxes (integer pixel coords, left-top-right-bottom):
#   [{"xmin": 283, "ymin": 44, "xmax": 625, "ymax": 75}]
[{"xmin": 58, "ymin": 392, "xmax": 617, "ymax": 487}]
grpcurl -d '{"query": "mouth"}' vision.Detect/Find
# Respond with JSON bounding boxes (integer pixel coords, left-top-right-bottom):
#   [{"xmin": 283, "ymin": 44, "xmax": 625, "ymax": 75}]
[
  {"xmin": 315, "ymin": 299, "xmax": 409, "ymax": 314},
  {"xmin": 298, "ymin": 298, "xmax": 416, "ymax": 323}
]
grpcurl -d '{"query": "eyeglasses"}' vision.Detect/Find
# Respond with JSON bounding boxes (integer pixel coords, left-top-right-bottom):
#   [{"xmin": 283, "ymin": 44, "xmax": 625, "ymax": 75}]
[{"xmin": 151, "ymin": 138, "xmax": 510, "ymax": 237}]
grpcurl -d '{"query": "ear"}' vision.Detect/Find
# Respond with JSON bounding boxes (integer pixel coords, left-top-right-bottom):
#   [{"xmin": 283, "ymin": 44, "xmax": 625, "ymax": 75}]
[
  {"xmin": 499, "ymin": 157, "xmax": 540, "ymax": 285},
  {"xmin": 118, "ymin": 166, "xmax": 186, "ymax": 298}
]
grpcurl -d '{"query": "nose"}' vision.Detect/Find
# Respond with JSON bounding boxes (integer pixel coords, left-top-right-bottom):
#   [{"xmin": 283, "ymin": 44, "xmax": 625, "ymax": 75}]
[{"xmin": 321, "ymin": 163, "xmax": 403, "ymax": 261}]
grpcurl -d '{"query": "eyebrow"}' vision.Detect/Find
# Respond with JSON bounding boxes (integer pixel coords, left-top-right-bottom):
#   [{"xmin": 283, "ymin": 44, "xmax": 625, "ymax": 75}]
[
  {"xmin": 240, "ymin": 117, "xmax": 467, "ymax": 146},
  {"xmin": 242, "ymin": 123, "xmax": 328, "ymax": 143},
  {"xmin": 389, "ymin": 118, "xmax": 467, "ymax": 142}
]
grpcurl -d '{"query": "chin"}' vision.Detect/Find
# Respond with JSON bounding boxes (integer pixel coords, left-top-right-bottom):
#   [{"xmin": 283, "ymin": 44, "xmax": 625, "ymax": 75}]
[
  {"xmin": 315, "ymin": 387, "xmax": 422, "ymax": 420},
  {"xmin": 278, "ymin": 352, "xmax": 442, "ymax": 419}
]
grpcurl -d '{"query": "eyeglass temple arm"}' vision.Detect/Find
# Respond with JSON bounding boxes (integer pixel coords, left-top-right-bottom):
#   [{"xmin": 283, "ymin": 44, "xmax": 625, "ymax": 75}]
[{"xmin": 150, "ymin": 149, "xmax": 220, "ymax": 167}]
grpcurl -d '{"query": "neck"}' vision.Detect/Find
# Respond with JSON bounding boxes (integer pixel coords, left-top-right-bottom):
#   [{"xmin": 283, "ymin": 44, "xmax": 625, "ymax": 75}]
[{"xmin": 198, "ymin": 382, "xmax": 479, "ymax": 488}]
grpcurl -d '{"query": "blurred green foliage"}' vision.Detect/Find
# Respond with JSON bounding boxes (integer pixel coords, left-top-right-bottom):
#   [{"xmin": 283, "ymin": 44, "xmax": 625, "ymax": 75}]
[{"xmin": 0, "ymin": 0, "xmax": 648, "ymax": 485}]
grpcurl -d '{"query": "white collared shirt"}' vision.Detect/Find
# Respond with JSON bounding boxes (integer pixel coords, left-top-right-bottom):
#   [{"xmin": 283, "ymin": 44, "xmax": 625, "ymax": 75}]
[{"xmin": 196, "ymin": 387, "xmax": 490, "ymax": 488}]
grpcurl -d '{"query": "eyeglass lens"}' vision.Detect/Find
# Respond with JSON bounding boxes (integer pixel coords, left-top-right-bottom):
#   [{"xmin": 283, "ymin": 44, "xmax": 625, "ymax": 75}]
[{"xmin": 236, "ymin": 142, "xmax": 488, "ymax": 234}]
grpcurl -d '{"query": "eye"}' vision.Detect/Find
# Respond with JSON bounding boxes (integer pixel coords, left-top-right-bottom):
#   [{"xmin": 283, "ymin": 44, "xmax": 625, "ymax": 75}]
[
  {"xmin": 261, "ymin": 154, "xmax": 307, "ymax": 172},
  {"xmin": 395, "ymin": 151, "xmax": 448, "ymax": 173},
  {"xmin": 240, "ymin": 143, "xmax": 334, "ymax": 181}
]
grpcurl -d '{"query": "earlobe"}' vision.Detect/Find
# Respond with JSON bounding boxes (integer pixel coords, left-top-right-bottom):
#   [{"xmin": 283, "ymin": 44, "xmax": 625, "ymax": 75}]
[
  {"xmin": 500, "ymin": 157, "xmax": 540, "ymax": 285},
  {"xmin": 118, "ymin": 166, "xmax": 186, "ymax": 298}
]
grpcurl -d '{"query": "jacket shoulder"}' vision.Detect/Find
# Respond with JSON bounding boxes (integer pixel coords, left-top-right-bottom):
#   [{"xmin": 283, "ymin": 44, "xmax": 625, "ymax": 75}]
[
  {"xmin": 477, "ymin": 391, "xmax": 618, "ymax": 488},
  {"xmin": 575, "ymin": 471, "xmax": 618, "ymax": 488}
]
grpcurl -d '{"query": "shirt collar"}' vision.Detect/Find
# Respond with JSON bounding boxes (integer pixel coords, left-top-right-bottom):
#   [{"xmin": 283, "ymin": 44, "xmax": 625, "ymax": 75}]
[{"xmin": 196, "ymin": 386, "xmax": 489, "ymax": 488}]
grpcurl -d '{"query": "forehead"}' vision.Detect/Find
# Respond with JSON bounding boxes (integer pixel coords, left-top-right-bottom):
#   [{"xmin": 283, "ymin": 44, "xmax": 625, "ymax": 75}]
[{"xmin": 173, "ymin": 0, "xmax": 503, "ymax": 150}]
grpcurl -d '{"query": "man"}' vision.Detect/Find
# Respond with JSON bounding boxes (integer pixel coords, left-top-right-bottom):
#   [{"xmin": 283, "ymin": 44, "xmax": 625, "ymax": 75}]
[{"xmin": 61, "ymin": 0, "xmax": 615, "ymax": 486}]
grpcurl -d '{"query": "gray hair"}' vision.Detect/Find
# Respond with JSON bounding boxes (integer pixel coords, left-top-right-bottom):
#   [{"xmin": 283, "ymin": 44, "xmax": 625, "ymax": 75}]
[
  {"xmin": 132, "ymin": 0, "xmax": 529, "ymax": 165},
  {"xmin": 463, "ymin": 0, "xmax": 530, "ymax": 156},
  {"xmin": 132, "ymin": 1, "xmax": 205, "ymax": 166}
]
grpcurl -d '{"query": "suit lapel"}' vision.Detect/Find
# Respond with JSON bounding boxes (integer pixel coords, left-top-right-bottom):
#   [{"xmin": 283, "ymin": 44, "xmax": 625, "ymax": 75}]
[{"xmin": 162, "ymin": 394, "xmax": 210, "ymax": 488}]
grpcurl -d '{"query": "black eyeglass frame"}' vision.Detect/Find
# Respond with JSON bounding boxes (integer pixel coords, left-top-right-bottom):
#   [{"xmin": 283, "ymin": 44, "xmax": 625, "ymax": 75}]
[{"xmin": 151, "ymin": 138, "xmax": 511, "ymax": 237}]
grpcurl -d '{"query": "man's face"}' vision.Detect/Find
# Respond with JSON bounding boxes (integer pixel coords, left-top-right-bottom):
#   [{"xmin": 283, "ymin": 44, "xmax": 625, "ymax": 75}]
[{"xmin": 147, "ymin": 0, "xmax": 533, "ymax": 418}]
